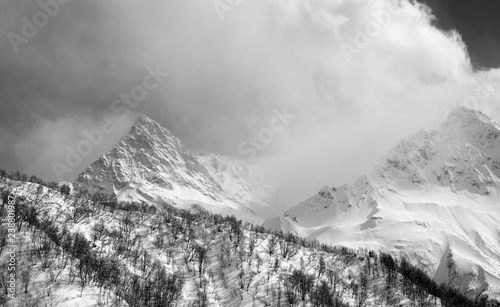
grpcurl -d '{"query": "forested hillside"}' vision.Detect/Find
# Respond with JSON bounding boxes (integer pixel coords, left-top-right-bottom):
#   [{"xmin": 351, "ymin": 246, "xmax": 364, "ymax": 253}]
[{"xmin": 0, "ymin": 173, "xmax": 497, "ymax": 307}]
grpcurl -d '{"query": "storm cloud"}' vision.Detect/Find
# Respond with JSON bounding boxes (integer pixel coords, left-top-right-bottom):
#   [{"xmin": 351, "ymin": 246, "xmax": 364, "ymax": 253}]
[{"xmin": 1, "ymin": 0, "xmax": 500, "ymax": 209}]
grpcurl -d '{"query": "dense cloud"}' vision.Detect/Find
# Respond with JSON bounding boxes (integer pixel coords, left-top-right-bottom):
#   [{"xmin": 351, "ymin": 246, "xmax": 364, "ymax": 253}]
[{"xmin": 1, "ymin": 0, "xmax": 499, "ymax": 211}]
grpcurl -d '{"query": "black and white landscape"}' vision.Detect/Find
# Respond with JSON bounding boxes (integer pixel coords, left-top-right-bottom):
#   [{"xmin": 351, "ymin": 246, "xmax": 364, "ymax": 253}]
[{"xmin": 1, "ymin": 0, "xmax": 500, "ymax": 306}]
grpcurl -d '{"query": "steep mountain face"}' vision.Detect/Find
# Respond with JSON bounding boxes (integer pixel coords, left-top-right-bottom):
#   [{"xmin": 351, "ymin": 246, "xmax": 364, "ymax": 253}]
[
  {"xmin": 76, "ymin": 114, "xmax": 274, "ymax": 223},
  {"xmin": 264, "ymin": 107, "xmax": 500, "ymax": 298}
]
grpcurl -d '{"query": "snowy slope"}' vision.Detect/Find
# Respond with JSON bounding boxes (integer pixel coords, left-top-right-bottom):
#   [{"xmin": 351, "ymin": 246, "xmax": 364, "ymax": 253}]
[
  {"xmin": 264, "ymin": 107, "xmax": 500, "ymax": 298},
  {"xmin": 1, "ymin": 176, "xmax": 453, "ymax": 307},
  {"xmin": 75, "ymin": 114, "xmax": 275, "ymax": 224}
]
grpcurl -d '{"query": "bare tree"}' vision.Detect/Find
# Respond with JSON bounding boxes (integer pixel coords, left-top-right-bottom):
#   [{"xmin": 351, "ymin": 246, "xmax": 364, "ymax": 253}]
[{"xmin": 266, "ymin": 234, "xmax": 278, "ymax": 260}]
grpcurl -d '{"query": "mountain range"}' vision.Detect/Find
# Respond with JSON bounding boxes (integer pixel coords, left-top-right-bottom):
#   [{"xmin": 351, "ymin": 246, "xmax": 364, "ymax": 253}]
[
  {"xmin": 264, "ymin": 107, "xmax": 500, "ymax": 298},
  {"xmin": 74, "ymin": 107, "xmax": 500, "ymax": 298}
]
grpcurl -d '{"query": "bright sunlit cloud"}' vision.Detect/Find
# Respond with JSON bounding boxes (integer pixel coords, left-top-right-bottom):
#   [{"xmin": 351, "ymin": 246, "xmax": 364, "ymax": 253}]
[{"xmin": 1, "ymin": 0, "xmax": 500, "ymax": 211}]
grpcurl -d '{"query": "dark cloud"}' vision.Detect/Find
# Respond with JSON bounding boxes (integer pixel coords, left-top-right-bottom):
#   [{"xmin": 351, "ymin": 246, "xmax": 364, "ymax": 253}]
[
  {"xmin": 1, "ymin": 0, "xmax": 500, "ymax": 207},
  {"xmin": 0, "ymin": 0, "xmax": 157, "ymax": 178},
  {"xmin": 417, "ymin": 0, "xmax": 500, "ymax": 69}
]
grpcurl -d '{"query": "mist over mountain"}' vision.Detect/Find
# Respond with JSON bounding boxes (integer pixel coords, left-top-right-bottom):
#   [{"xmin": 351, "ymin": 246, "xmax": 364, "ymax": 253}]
[
  {"xmin": 75, "ymin": 114, "xmax": 278, "ymax": 222},
  {"xmin": 74, "ymin": 106, "xmax": 500, "ymax": 299},
  {"xmin": 1, "ymin": 107, "xmax": 500, "ymax": 306},
  {"xmin": 265, "ymin": 107, "xmax": 500, "ymax": 299},
  {"xmin": 3, "ymin": 0, "xmax": 500, "ymax": 305}
]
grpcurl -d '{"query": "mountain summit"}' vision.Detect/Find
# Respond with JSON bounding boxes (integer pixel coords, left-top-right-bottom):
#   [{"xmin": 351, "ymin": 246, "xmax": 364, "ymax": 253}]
[
  {"xmin": 76, "ymin": 114, "xmax": 275, "ymax": 223},
  {"xmin": 265, "ymin": 107, "xmax": 500, "ymax": 298}
]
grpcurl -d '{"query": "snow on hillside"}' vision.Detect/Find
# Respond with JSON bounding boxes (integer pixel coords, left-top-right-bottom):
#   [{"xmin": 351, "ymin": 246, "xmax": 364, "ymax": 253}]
[
  {"xmin": 2, "ymin": 176, "xmax": 474, "ymax": 307},
  {"xmin": 75, "ymin": 114, "xmax": 275, "ymax": 224},
  {"xmin": 264, "ymin": 107, "xmax": 500, "ymax": 299}
]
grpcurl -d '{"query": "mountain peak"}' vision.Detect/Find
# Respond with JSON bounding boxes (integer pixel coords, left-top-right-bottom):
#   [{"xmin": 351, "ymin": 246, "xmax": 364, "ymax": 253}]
[
  {"xmin": 128, "ymin": 113, "xmax": 176, "ymax": 142},
  {"xmin": 76, "ymin": 112, "xmax": 275, "ymax": 223},
  {"xmin": 136, "ymin": 113, "xmax": 154, "ymax": 124},
  {"xmin": 442, "ymin": 107, "xmax": 495, "ymax": 131},
  {"xmin": 266, "ymin": 107, "xmax": 500, "ymax": 298},
  {"xmin": 134, "ymin": 113, "xmax": 163, "ymax": 130}
]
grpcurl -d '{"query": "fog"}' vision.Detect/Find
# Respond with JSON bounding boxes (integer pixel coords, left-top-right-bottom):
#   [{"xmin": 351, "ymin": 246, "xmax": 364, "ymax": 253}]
[{"xmin": 1, "ymin": 0, "xmax": 500, "ymax": 212}]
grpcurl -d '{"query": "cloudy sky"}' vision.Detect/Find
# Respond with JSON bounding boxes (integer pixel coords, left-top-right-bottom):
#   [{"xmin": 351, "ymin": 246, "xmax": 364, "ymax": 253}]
[{"xmin": 1, "ymin": 0, "xmax": 500, "ymax": 207}]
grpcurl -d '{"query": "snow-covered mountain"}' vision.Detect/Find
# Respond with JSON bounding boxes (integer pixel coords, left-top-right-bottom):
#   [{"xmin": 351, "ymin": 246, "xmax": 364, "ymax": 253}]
[
  {"xmin": 75, "ymin": 114, "xmax": 275, "ymax": 224},
  {"xmin": 264, "ymin": 107, "xmax": 500, "ymax": 298}
]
